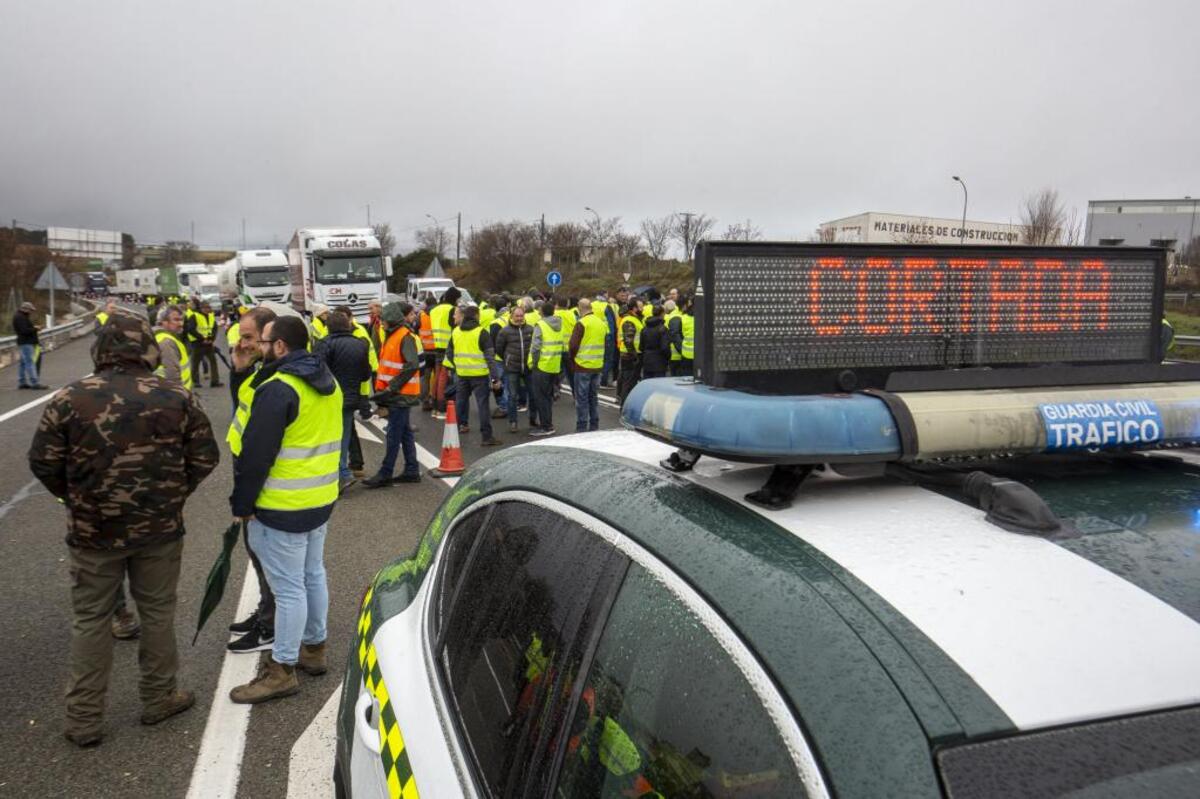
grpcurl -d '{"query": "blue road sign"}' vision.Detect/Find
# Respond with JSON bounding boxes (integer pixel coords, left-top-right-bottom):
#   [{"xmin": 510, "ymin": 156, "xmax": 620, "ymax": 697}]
[{"xmin": 546, "ymin": 269, "xmax": 562, "ymax": 288}]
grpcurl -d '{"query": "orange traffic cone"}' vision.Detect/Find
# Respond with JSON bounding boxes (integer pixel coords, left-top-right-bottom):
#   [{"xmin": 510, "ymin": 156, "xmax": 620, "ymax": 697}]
[{"xmin": 430, "ymin": 400, "xmax": 466, "ymax": 477}]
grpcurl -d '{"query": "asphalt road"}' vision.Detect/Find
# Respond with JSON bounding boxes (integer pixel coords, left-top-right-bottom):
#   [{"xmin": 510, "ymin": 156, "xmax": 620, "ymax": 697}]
[{"xmin": 0, "ymin": 320, "xmax": 624, "ymax": 798}]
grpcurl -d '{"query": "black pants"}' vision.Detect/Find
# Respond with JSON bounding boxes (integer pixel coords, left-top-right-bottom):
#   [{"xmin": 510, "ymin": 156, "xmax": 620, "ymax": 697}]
[
  {"xmin": 530, "ymin": 370, "xmax": 556, "ymax": 431},
  {"xmin": 618, "ymin": 356, "xmax": 641, "ymax": 406},
  {"xmin": 643, "ymin": 369, "xmax": 667, "ymax": 379},
  {"xmin": 193, "ymin": 343, "xmax": 219, "ymax": 385},
  {"xmin": 455, "ymin": 375, "xmax": 493, "ymax": 440},
  {"xmin": 348, "ymin": 422, "xmax": 364, "ymax": 471},
  {"xmin": 670, "ymin": 359, "xmax": 693, "ymax": 377},
  {"xmin": 241, "ymin": 522, "xmax": 275, "ymax": 626}
]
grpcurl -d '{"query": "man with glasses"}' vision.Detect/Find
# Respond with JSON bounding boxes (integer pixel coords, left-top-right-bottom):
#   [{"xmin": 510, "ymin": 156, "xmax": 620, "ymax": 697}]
[
  {"xmin": 224, "ymin": 306, "xmax": 279, "ymax": 654},
  {"xmin": 229, "ymin": 316, "xmax": 342, "ymax": 704}
]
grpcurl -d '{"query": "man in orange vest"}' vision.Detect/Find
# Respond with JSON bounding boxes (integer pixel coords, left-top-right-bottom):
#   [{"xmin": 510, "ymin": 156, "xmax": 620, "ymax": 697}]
[
  {"xmin": 417, "ymin": 298, "xmax": 437, "ymax": 411},
  {"xmin": 363, "ymin": 302, "xmax": 422, "ymax": 488}
]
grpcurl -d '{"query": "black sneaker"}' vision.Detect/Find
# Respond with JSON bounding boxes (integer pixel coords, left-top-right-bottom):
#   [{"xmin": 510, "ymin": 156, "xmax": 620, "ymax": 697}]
[
  {"xmin": 392, "ymin": 473, "xmax": 421, "ymax": 484},
  {"xmin": 362, "ymin": 473, "xmax": 393, "ymax": 489},
  {"xmin": 229, "ymin": 613, "xmax": 259, "ymax": 634},
  {"xmin": 481, "ymin": 438, "xmax": 502, "ymax": 447},
  {"xmin": 227, "ymin": 623, "xmax": 274, "ymax": 654}
]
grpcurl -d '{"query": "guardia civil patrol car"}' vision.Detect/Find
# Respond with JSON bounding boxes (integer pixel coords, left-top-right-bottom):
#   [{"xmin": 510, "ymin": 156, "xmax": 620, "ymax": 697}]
[{"xmin": 337, "ymin": 243, "xmax": 1200, "ymax": 798}]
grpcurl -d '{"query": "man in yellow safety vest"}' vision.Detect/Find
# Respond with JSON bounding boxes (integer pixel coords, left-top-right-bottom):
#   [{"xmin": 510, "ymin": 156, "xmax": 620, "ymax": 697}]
[
  {"xmin": 153, "ymin": 305, "xmax": 193, "ymax": 390},
  {"xmin": 568, "ymin": 298, "xmax": 606, "ymax": 432},
  {"xmin": 229, "ymin": 315, "xmax": 341, "ymax": 704},
  {"xmin": 445, "ymin": 304, "xmax": 500, "ymax": 446}
]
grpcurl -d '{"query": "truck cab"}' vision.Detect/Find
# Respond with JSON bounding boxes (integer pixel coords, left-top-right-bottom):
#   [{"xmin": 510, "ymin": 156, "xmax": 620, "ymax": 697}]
[{"xmin": 287, "ymin": 228, "xmax": 392, "ymax": 321}]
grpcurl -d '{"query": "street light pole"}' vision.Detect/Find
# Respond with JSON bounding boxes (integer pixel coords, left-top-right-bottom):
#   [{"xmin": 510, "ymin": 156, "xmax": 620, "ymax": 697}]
[
  {"xmin": 952, "ymin": 176, "xmax": 968, "ymax": 243},
  {"xmin": 425, "ymin": 214, "xmax": 440, "ymax": 258}
]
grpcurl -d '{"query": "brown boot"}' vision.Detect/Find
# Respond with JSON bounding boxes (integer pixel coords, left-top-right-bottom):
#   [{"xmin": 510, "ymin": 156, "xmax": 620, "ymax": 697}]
[
  {"xmin": 64, "ymin": 728, "xmax": 103, "ymax": 748},
  {"xmin": 111, "ymin": 608, "xmax": 140, "ymax": 640},
  {"xmin": 141, "ymin": 689, "xmax": 195, "ymax": 725},
  {"xmin": 298, "ymin": 642, "xmax": 327, "ymax": 676},
  {"xmin": 229, "ymin": 659, "xmax": 299, "ymax": 704}
]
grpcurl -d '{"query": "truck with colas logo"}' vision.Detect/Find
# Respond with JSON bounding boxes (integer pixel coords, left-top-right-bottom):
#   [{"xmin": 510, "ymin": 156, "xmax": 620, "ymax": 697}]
[{"xmin": 286, "ymin": 227, "xmax": 392, "ymax": 321}]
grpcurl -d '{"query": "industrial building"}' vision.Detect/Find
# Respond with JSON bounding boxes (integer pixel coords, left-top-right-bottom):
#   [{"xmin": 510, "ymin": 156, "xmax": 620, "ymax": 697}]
[
  {"xmin": 1085, "ymin": 198, "xmax": 1199, "ymax": 256},
  {"xmin": 818, "ymin": 212, "xmax": 1024, "ymax": 245}
]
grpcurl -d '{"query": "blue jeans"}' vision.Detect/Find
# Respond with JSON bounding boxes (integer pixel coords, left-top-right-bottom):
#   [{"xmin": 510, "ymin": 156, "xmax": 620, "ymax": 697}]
[
  {"xmin": 339, "ymin": 409, "xmax": 354, "ymax": 481},
  {"xmin": 18, "ymin": 344, "xmax": 39, "ymax": 387},
  {"xmin": 456, "ymin": 375, "xmax": 493, "ymax": 440},
  {"xmin": 491, "ymin": 362, "xmax": 508, "ymax": 413},
  {"xmin": 247, "ymin": 519, "xmax": 328, "ymax": 666},
  {"xmin": 379, "ymin": 406, "xmax": 418, "ymax": 477},
  {"xmin": 505, "ymin": 372, "xmax": 535, "ymax": 425},
  {"xmin": 573, "ymin": 372, "xmax": 600, "ymax": 432}
]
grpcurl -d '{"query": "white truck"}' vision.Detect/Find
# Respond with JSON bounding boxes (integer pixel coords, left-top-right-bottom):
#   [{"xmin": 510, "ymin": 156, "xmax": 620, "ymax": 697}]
[
  {"xmin": 220, "ymin": 250, "xmax": 290, "ymax": 307},
  {"xmin": 287, "ymin": 228, "xmax": 391, "ymax": 321},
  {"xmin": 193, "ymin": 273, "xmax": 222, "ymax": 308},
  {"xmin": 173, "ymin": 263, "xmax": 210, "ymax": 295}
]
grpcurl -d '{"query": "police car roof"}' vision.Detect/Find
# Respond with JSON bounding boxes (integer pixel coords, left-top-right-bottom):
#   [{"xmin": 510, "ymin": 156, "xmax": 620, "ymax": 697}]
[{"xmin": 468, "ymin": 432, "xmax": 1200, "ymax": 795}]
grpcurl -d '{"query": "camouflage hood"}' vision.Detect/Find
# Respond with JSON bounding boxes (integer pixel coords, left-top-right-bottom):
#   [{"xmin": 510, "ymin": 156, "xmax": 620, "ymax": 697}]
[{"xmin": 92, "ymin": 310, "xmax": 161, "ymax": 371}]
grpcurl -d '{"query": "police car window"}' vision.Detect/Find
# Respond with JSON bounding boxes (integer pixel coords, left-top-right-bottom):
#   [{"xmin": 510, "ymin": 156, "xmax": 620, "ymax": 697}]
[
  {"xmin": 439, "ymin": 501, "xmax": 624, "ymax": 799},
  {"xmin": 435, "ymin": 506, "xmax": 491, "ymax": 636},
  {"xmin": 555, "ymin": 564, "xmax": 808, "ymax": 799}
]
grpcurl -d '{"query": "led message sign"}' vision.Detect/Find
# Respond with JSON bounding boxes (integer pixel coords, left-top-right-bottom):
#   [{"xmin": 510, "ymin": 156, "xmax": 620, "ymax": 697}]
[{"xmin": 694, "ymin": 243, "xmax": 1166, "ymax": 392}]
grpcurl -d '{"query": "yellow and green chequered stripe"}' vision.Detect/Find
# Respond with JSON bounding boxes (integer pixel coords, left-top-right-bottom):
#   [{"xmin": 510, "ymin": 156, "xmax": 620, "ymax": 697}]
[{"xmin": 357, "ymin": 586, "xmax": 420, "ymax": 799}]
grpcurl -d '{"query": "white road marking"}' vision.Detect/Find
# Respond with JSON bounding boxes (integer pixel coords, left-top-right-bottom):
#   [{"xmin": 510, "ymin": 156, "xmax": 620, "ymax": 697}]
[
  {"xmin": 286, "ymin": 683, "xmax": 343, "ymax": 799},
  {"xmin": 559, "ymin": 385, "xmax": 620, "ymax": 409},
  {"xmin": 354, "ymin": 421, "xmax": 381, "ymax": 444},
  {"xmin": 0, "ymin": 387, "xmax": 61, "ymax": 424},
  {"xmin": 359, "ymin": 418, "xmax": 460, "ymax": 488},
  {"xmin": 186, "ymin": 563, "xmax": 262, "ymax": 799},
  {"xmin": 0, "ymin": 478, "xmax": 43, "ymax": 523}
]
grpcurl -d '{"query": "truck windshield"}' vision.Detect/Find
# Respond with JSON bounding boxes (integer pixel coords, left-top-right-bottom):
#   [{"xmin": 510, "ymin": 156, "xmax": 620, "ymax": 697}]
[
  {"xmin": 243, "ymin": 269, "xmax": 290, "ymax": 287},
  {"xmin": 315, "ymin": 256, "xmax": 383, "ymax": 284}
]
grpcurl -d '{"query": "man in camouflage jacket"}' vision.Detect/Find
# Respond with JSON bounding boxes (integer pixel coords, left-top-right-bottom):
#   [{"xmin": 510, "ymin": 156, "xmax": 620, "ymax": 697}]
[{"xmin": 28, "ymin": 311, "xmax": 219, "ymax": 747}]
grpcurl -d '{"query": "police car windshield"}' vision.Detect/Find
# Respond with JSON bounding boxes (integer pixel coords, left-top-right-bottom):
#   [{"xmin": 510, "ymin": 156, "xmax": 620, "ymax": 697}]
[
  {"xmin": 314, "ymin": 255, "xmax": 383, "ymax": 284},
  {"xmin": 242, "ymin": 269, "xmax": 289, "ymax": 287},
  {"xmin": 998, "ymin": 454, "xmax": 1200, "ymax": 625}
]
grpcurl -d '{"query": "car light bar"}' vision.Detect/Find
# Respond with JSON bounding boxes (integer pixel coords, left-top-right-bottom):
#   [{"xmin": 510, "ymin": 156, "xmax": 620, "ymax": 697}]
[{"xmin": 622, "ymin": 378, "xmax": 1200, "ymax": 464}]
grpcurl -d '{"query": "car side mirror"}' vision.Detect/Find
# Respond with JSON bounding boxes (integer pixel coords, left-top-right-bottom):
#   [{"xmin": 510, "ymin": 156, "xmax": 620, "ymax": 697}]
[{"xmin": 384, "ymin": 256, "xmax": 393, "ymax": 278}]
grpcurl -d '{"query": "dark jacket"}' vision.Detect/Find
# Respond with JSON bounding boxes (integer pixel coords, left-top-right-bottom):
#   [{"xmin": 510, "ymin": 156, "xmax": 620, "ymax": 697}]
[
  {"xmin": 667, "ymin": 315, "xmax": 685, "ymax": 359},
  {"xmin": 494, "ymin": 322, "xmax": 533, "ymax": 374},
  {"xmin": 28, "ymin": 311, "xmax": 219, "ymax": 550},
  {"xmin": 230, "ymin": 349, "xmax": 340, "ymax": 532},
  {"xmin": 314, "ymin": 331, "xmax": 371, "ymax": 410},
  {"xmin": 12, "ymin": 311, "xmax": 39, "ymax": 346},
  {"xmin": 639, "ymin": 317, "xmax": 671, "ymax": 374}
]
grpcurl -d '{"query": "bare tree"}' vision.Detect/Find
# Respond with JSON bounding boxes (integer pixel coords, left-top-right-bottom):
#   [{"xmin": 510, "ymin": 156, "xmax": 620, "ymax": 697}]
[
  {"xmin": 1019, "ymin": 188, "xmax": 1073, "ymax": 245},
  {"xmin": 415, "ymin": 224, "xmax": 450, "ymax": 258},
  {"xmin": 722, "ymin": 219, "xmax": 764, "ymax": 241},
  {"xmin": 640, "ymin": 215, "xmax": 674, "ymax": 262},
  {"xmin": 674, "ymin": 212, "xmax": 716, "ymax": 259},
  {"xmin": 811, "ymin": 226, "xmax": 837, "ymax": 243},
  {"xmin": 545, "ymin": 222, "xmax": 589, "ymax": 267},
  {"xmin": 371, "ymin": 223, "xmax": 396, "ymax": 256},
  {"xmin": 465, "ymin": 221, "xmax": 538, "ymax": 291}
]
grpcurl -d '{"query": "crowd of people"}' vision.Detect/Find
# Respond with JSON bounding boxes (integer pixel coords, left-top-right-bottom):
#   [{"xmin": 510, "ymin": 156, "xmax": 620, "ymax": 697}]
[{"xmin": 22, "ymin": 280, "xmax": 694, "ymax": 745}]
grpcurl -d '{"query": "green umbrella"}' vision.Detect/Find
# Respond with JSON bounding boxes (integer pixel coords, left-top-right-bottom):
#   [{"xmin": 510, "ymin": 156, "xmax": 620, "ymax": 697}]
[{"xmin": 193, "ymin": 522, "xmax": 244, "ymax": 645}]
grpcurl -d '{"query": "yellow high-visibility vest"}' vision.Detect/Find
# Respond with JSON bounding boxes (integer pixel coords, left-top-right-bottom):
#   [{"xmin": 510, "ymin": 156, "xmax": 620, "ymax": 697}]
[
  {"xmin": 430, "ymin": 303, "xmax": 454, "ymax": 350},
  {"xmin": 449, "ymin": 326, "xmax": 489, "ymax": 377},
  {"xmin": 195, "ymin": 311, "xmax": 215, "ymax": 339},
  {"xmin": 351, "ymin": 321, "xmax": 379, "ymax": 396},
  {"xmin": 617, "ymin": 314, "xmax": 643, "ymax": 355},
  {"xmin": 252, "ymin": 372, "xmax": 343, "ymax": 511},
  {"xmin": 311, "ymin": 316, "xmax": 328, "ymax": 340},
  {"xmin": 528, "ymin": 319, "xmax": 564, "ymax": 374},
  {"xmin": 226, "ymin": 369, "xmax": 258, "ymax": 456},
  {"xmin": 555, "ymin": 308, "xmax": 576, "ymax": 338},
  {"xmin": 681, "ymin": 313, "xmax": 695, "ymax": 360},
  {"xmin": 574, "ymin": 314, "xmax": 606, "ymax": 370},
  {"xmin": 154, "ymin": 330, "xmax": 193, "ymax": 390}
]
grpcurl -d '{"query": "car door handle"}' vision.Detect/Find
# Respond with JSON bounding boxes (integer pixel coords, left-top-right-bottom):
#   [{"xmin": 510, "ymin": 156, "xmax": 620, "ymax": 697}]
[{"xmin": 355, "ymin": 691, "xmax": 383, "ymax": 754}]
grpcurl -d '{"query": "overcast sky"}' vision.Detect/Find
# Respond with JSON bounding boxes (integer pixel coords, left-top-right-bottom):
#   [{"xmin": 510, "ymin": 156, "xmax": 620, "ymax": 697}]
[{"xmin": 2, "ymin": 0, "xmax": 1197, "ymax": 254}]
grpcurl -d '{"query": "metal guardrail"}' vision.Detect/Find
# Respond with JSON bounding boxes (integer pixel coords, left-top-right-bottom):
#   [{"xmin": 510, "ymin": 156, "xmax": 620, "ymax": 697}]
[
  {"xmin": 0, "ymin": 299, "xmax": 100, "ymax": 368},
  {"xmin": 1175, "ymin": 335, "xmax": 1200, "ymax": 348}
]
